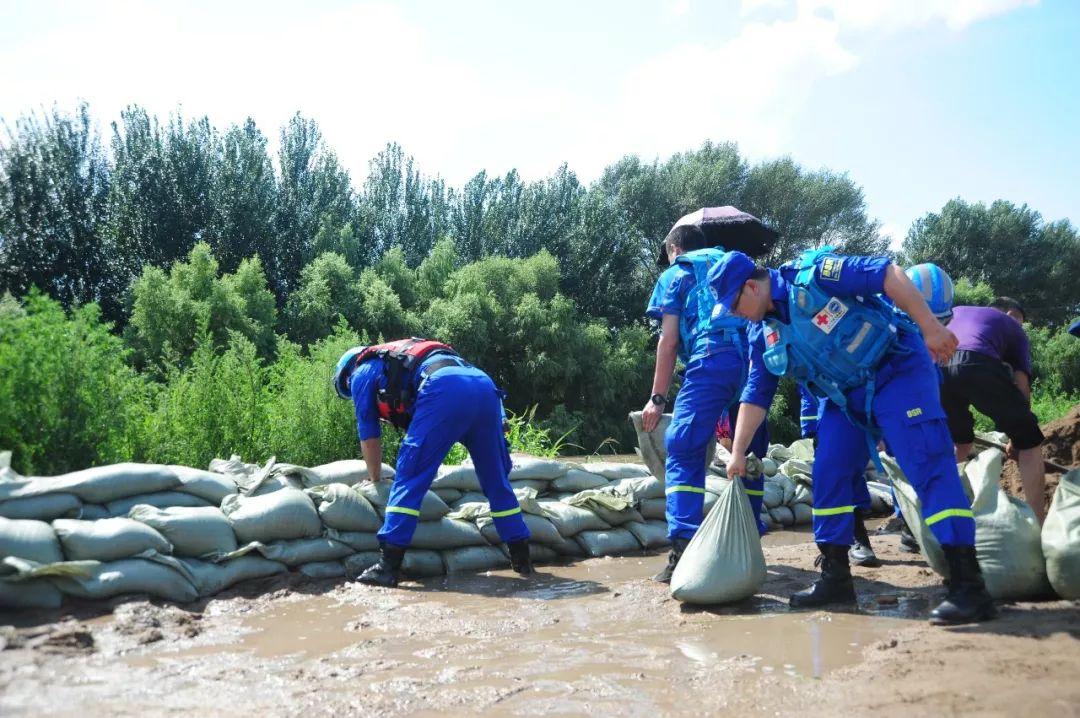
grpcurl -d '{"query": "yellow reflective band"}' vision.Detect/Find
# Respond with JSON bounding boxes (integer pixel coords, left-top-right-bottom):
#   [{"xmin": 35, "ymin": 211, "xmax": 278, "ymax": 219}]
[
  {"xmin": 743, "ymin": 488, "xmax": 765, "ymax": 496},
  {"xmin": 666, "ymin": 486, "xmax": 707, "ymax": 495},
  {"xmin": 799, "ymin": 415, "xmax": 819, "ymax": 421},
  {"xmin": 490, "ymin": 506, "xmax": 522, "ymax": 518},
  {"xmin": 924, "ymin": 508, "xmax": 975, "ymax": 526},
  {"xmin": 812, "ymin": 505, "xmax": 856, "ymax": 516},
  {"xmin": 385, "ymin": 506, "xmax": 421, "ymax": 517}
]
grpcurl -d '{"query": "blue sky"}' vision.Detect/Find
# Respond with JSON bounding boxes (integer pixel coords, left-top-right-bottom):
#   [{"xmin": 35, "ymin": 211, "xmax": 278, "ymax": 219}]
[{"xmin": 1, "ymin": 0, "xmax": 1076, "ymax": 245}]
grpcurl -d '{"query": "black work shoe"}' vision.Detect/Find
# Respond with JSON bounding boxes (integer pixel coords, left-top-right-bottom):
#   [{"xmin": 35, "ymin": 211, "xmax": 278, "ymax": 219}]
[
  {"xmin": 358, "ymin": 543, "xmax": 406, "ymax": 588},
  {"xmin": 507, "ymin": 541, "xmax": 535, "ymax": 576},
  {"xmin": 850, "ymin": 512, "xmax": 882, "ymax": 567},
  {"xmin": 790, "ymin": 543, "xmax": 857, "ymax": 608},
  {"xmin": 651, "ymin": 537, "xmax": 690, "ymax": 584},
  {"xmin": 929, "ymin": 545, "xmax": 997, "ymax": 625},
  {"xmin": 898, "ymin": 521, "xmax": 920, "ymax": 554}
]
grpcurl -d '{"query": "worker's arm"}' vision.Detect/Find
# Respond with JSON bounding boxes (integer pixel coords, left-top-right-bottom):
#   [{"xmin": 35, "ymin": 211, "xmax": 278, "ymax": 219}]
[
  {"xmin": 1013, "ymin": 370, "xmax": 1032, "ymax": 402},
  {"xmin": 641, "ymin": 313, "xmax": 679, "ymax": 432},
  {"xmin": 727, "ymin": 402, "xmax": 768, "ymax": 479},
  {"xmin": 883, "ymin": 263, "xmax": 958, "ymax": 363},
  {"xmin": 360, "ymin": 438, "xmax": 383, "ymax": 482}
]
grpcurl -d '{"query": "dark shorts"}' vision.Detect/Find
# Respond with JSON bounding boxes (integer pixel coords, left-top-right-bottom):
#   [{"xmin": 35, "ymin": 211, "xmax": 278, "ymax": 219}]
[{"xmin": 940, "ymin": 350, "xmax": 1044, "ymax": 450}]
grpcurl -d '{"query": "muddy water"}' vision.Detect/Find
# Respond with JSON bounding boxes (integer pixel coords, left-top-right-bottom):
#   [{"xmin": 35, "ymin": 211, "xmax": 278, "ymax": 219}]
[{"xmin": 122, "ymin": 531, "xmax": 912, "ymax": 716}]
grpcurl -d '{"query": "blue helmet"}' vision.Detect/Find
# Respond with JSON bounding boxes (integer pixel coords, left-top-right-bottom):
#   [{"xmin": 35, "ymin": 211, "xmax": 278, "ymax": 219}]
[
  {"xmin": 905, "ymin": 263, "xmax": 954, "ymax": 320},
  {"xmin": 332, "ymin": 346, "xmax": 367, "ymax": 399}
]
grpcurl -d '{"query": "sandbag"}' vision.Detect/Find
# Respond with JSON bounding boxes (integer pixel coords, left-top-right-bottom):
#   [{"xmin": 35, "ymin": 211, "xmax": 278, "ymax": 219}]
[
  {"xmin": 759, "ymin": 511, "xmax": 780, "ymax": 530},
  {"xmin": 576, "ymin": 528, "xmax": 642, "ymax": 557},
  {"xmin": 78, "ymin": 504, "xmax": 111, "ymax": 521},
  {"xmin": 409, "ymin": 518, "xmax": 487, "ymax": 549},
  {"xmin": 763, "ymin": 482, "xmax": 784, "ymax": 509},
  {"xmin": 528, "ymin": 544, "xmax": 560, "ymax": 564},
  {"xmin": 625, "ymin": 520, "xmax": 670, "ymax": 549},
  {"xmin": 53, "ymin": 518, "xmax": 172, "ymax": 561},
  {"xmin": 779, "ymin": 460, "xmax": 813, "ymax": 485},
  {"xmin": 670, "ymin": 477, "xmax": 765, "ymax": 605},
  {"xmin": 342, "ymin": 551, "xmax": 381, "ymax": 577},
  {"xmin": 298, "ymin": 560, "xmax": 346, "ymax": 579},
  {"xmin": 356, "ymin": 480, "xmax": 450, "ymax": 521},
  {"xmin": 0, "ymin": 463, "xmax": 182, "ymax": 504},
  {"xmin": 768, "ymin": 506, "xmax": 795, "ymax": 527},
  {"xmin": 566, "ymin": 489, "xmax": 643, "ymax": 526},
  {"xmin": 539, "ymin": 499, "xmax": 611, "ymax": 537},
  {"xmin": 324, "ymin": 530, "xmax": 380, "ymax": 553},
  {"xmin": 237, "ymin": 538, "xmax": 354, "ymax": 567},
  {"xmin": 178, "ymin": 556, "xmax": 287, "ymax": 596},
  {"xmin": 431, "ymin": 465, "xmax": 482, "ymax": 492},
  {"xmin": 0, "ymin": 517, "xmax": 63, "ymax": 564},
  {"xmin": 221, "ymin": 488, "xmax": 322, "ymax": 544},
  {"xmin": 309, "ymin": 484, "xmax": 382, "ymax": 532},
  {"xmin": 788, "ymin": 439, "xmax": 815, "ymax": 462},
  {"xmin": 551, "ymin": 469, "xmax": 609, "ymax": 493},
  {"xmin": 170, "ymin": 466, "xmax": 237, "ymax": 504},
  {"xmin": 402, "ymin": 549, "xmax": 445, "ymax": 578},
  {"xmin": 478, "ymin": 513, "xmax": 562, "ymax": 546},
  {"xmin": 507, "ymin": 455, "xmax": 567, "ymax": 481},
  {"xmin": 1042, "ymin": 470, "xmax": 1080, "ymax": 599},
  {"xmin": 509, "ymin": 479, "xmax": 548, "ymax": 493},
  {"xmin": 52, "ymin": 557, "xmax": 199, "ymax": 603},
  {"xmin": 611, "ymin": 475, "xmax": 664, "ymax": 501},
  {"xmin": 303, "ymin": 460, "xmax": 395, "ymax": 487},
  {"xmin": 450, "ymin": 491, "xmax": 488, "ymax": 509},
  {"xmin": 702, "ymin": 491, "xmax": 719, "ymax": 515},
  {"xmin": 0, "ymin": 578, "xmax": 64, "ymax": 609},
  {"xmin": 630, "ymin": 412, "xmax": 717, "ymax": 480},
  {"xmin": 762, "ymin": 458, "xmax": 779, "ymax": 477},
  {"xmin": 640, "ymin": 498, "xmax": 666, "ymax": 521},
  {"xmin": 127, "ymin": 505, "xmax": 237, "ymax": 558},
  {"xmin": 106, "ymin": 491, "xmax": 212, "ymax": 517},
  {"xmin": 792, "ymin": 484, "xmax": 813, "ymax": 506},
  {"xmin": 792, "ymin": 503, "xmax": 813, "ymax": 525},
  {"xmin": 432, "ymin": 488, "xmax": 463, "ymax": 504},
  {"xmin": 574, "ymin": 462, "xmax": 650, "ymax": 481},
  {"xmin": 0, "ymin": 493, "xmax": 81, "ymax": 521},
  {"xmin": 548, "ymin": 533, "xmax": 586, "ymax": 557},
  {"xmin": 442, "ymin": 545, "xmax": 510, "ymax": 573},
  {"xmin": 886, "ymin": 454, "xmax": 947, "ymax": 575}
]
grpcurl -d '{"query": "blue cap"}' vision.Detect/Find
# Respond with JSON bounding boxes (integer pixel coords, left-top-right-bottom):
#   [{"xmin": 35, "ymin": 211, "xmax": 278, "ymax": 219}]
[
  {"xmin": 706, "ymin": 251, "xmax": 756, "ymax": 315},
  {"xmin": 1069, "ymin": 319, "xmax": 1080, "ymax": 338}
]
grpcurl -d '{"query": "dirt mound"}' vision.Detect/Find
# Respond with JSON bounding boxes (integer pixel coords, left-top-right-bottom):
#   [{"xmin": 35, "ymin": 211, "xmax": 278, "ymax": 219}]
[{"xmin": 1001, "ymin": 401, "xmax": 1080, "ymax": 509}]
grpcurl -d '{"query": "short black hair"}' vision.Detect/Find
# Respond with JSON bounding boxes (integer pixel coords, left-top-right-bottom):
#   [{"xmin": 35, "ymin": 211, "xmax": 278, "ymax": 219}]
[
  {"xmin": 749, "ymin": 266, "xmax": 769, "ymax": 281},
  {"xmin": 990, "ymin": 296, "xmax": 1026, "ymax": 319},
  {"xmin": 664, "ymin": 224, "xmax": 708, "ymax": 253}
]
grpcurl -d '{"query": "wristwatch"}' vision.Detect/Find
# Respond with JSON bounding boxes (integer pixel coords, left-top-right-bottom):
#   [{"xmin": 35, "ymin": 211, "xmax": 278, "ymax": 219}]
[{"xmin": 650, "ymin": 393, "xmax": 667, "ymax": 407}]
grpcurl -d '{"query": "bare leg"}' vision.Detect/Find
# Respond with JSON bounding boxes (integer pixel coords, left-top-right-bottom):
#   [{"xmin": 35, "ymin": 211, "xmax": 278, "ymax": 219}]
[{"xmin": 1017, "ymin": 447, "xmax": 1046, "ymax": 524}]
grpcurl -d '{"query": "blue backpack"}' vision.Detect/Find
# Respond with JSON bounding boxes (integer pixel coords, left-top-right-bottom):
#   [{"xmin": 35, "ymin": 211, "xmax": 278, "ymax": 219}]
[{"xmin": 673, "ymin": 248, "xmax": 748, "ymax": 362}]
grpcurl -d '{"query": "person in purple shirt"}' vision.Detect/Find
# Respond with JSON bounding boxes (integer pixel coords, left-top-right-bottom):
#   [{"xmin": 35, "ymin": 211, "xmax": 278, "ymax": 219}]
[{"xmin": 941, "ymin": 297, "xmax": 1047, "ymax": 523}]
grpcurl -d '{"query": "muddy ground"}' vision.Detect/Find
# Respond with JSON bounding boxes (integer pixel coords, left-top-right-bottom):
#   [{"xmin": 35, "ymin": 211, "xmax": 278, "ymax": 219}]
[{"xmin": 1, "ymin": 527, "xmax": 1077, "ymax": 718}]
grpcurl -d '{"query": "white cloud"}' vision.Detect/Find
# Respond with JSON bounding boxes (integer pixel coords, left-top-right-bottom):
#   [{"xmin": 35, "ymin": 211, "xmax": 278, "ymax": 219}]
[{"xmin": 746, "ymin": 0, "xmax": 1039, "ymax": 31}]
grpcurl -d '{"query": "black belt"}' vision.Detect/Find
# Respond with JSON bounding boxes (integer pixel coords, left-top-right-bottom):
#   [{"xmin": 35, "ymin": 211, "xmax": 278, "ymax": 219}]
[{"xmin": 421, "ymin": 357, "xmax": 464, "ymax": 377}]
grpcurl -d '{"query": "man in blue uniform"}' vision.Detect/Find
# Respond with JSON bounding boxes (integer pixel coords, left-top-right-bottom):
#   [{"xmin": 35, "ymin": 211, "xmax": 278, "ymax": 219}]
[
  {"xmin": 333, "ymin": 339, "xmax": 532, "ymax": 587},
  {"xmin": 707, "ymin": 248, "xmax": 995, "ymax": 625},
  {"xmin": 641, "ymin": 224, "xmax": 769, "ymax": 583}
]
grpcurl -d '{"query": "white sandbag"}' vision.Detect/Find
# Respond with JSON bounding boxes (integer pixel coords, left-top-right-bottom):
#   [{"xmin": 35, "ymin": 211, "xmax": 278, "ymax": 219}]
[
  {"xmin": 78, "ymin": 504, "xmax": 111, "ymax": 520},
  {"xmin": 0, "ymin": 517, "xmax": 63, "ymax": 564},
  {"xmin": 763, "ymin": 482, "xmax": 784, "ymax": 509},
  {"xmin": 409, "ymin": 518, "xmax": 487, "ymax": 549},
  {"xmin": 625, "ymin": 520, "xmax": 670, "ymax": 549},
  {"xmin": 566, "ymin": 489, "xmax": 644, "ymax": 525},
  {"xmin": 788, "ymin": 439, "xmax": 815, "ymax": 462},
  {"xmin": 1042, "ymin": 470, "xmax": 1080, "ymax": 599},
  {"xmin": 538, "ymin": 499, "xmax": 611, "ymax": 537},
  {"xmin": 867, "ymin": 484, "xmax": 892, "ymax": 515},
  {"xmin": 432, "ymin": 488, "xmax": 463, "ymax": 504},
  {"xmin": 885, "ymin": 454, "xmax": 948, "ymax": 575},
  {"xmin": 127, "ymin": 505, "xmax": 237, "ymax": 558},
  {"xmin": 52, "ymin": 557, "xmax": 198, "ymax": 603},
  {"xmin": 53, "ymin": 518, "xmax": 172, "ymax": 561},
  {"xmin": 442, "ymin": 545, "xmax": 510, "ymax": 573},
  {"xmin": 0, "ymin": 578, "xmax": 64, "ymax": 609},
  {"xmin": 305, "ymin": 460, "xmax": 395, "ymax": 486},
  {"xmin": 702, "ymin": 490, "xmax": 719, "ymax": 515},
  {"xmin": 792, "ymin": 484, "xmax": 813, "ymax": 506},
  {"xmin": 573, "ymin": 462, "xmax": 650, "ymax": 481},
  {"xmin": 0, "ymin": 463, "xmax": 182, "ymax": 504},
  {"xmin": 208, "ymin": 455, "xmax": 260, "ymax": 479},
  {"xmin": 178, "ymin": 556, "xmax": 287, "ymax": 596},
  {"xmin": 106, "ymin": 491, "xmax": 212, "ymax": 517},
  {"xmin": 762, "ymin": 458, "xmax": 779, "ymax": 477},
  {"xmin": 510, "ymin": 479, "xmax": 549, "ymax": 493},
  {"xmin": 551, "ymin": 469, "xmax": 610, "ymax": 493},
  {"xmin": 0, "ymin": 493, "xmax": 81, "ymax": 521},
  {"xmin": 640, "ymin": 498, "xmax": 666, "ymax": 521},
  {"xmin": 309, "ymin": 484, "xmax": 382, "ymax": 532},
  {"xmin": 779, "ymin": 460, "xmax": 813, "ymax": 485},
  {"xmin": 221, "ymin": 488, "xmax": 322, "ymax": 544},
  {"xmin": 478, "ymin": 513, "xmax": 562, "ymax": 546},
  {"xmin": 402, "ymin": 549, "xmax": 445, "ymax": 577},
  {"xmin": 508, "ymin": 455, "xmax": 567, "ymax": 481},
  {"xmin": 766, "ymin": 443, "xmax": 792, "ymax": 462},
  {"xmin": 324, "ymin": 530, "xmax": 380, "ymax": 552},
  {"xmin": 450, "ymin": 491, "xmax": 488, "ymax": 509},
  {"xmin": 630, "ymin": 410, "xmax": 669, "ymax": 478},
  {"xmin": 298, "ymin": 560, "xmax": 346, "ymax": 579},
  {"xmin": 611, "ymin": 475, "xmax": 664, "ymax": 501},
  {"xmin": 670, "ymin": 477, "xmax": 766, "ymax": 605},
  {"xmin": 356, "ymin": 480, "xmax": 450, "ymax": 521},
  {"xmin": 774, "ymin": 474, "xmax": 797, "ymax": 505},
  {"xmin": 576, "ymin": 528, "xmax": 642, "ymax": 557},
  {"xmin": 432, "ymin": 465, "xmax": 482, "ymax": 492},
  {"xmin": 768, "ymin": 506, "xmax": 795, "ymax": 527},
  {"xmin": 170, "ymin": 466, "xmax": 237, "ymax": 503},
  {"xmin": 792, "ymin": 503, "xmax": 813, "ymax": 525}
]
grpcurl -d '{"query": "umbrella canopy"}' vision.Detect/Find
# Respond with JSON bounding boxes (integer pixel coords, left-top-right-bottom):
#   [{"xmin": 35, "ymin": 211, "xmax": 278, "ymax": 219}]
[{"xmin": 656, "ymin": 206, "xmax": 779, "ymax": 267}]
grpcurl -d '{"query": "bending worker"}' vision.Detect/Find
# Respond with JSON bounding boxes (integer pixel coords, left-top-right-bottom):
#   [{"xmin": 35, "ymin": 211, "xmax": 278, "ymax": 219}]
[
  {"xmin": 641, "ymin": 223, "xmax": 769, "ymax": 584},
  {"xmin": 708, "ymin": 247, "xmax": 995, "ymax": 625},
  {"xmin": 333, "ymin": 338, "xmax": 533, "ymax": 587}
]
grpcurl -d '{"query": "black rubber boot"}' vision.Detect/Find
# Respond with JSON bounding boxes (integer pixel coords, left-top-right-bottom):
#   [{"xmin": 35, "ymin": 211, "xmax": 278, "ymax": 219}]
[
  {"xmin": 651, "ymin": 537, "xmax": 690, "ymax": 584},
  {"xmin": 790, "ymin": 543, "xmax": 857, "ymax": 608},
  {"xmin": 849, "ymin": 511, "xmax": 882, "ymax": 568},
  {"xmin": 507, "ymin": 541, "xmax": 535, "ymax": 575},
  {"xmin": 358, "ymin": 543, "xmax": 406, "ymax": 588},
  {"xmin": 929, "ymin": 545, "xmax": 997, "ymax": 625},
  {"xmin": 898, "ymin": 520, "xmax": 920, "ymax": 554}
]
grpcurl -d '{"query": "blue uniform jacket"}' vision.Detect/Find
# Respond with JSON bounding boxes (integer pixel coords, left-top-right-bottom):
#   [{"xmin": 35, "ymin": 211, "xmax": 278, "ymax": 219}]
[
  {"xmin": 647, "ymin": 263, "xmax": 745, "ymax": 365},
  {"xmin": 350, "ymin": 353, "xmax": 470, "ymax": 440}
]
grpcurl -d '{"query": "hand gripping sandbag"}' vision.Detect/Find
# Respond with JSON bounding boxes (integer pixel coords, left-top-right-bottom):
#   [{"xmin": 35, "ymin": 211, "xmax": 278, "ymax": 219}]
[
  {"xmin": 629, "ymin": 411, "xmax": 716, "ymax": 480},
  {"xmin": 1042, "ymin": 470, "xmax": 1080, "ymax": 599},
  {"xmin": 670, "ymin": 477, "xmax": 766, "ymax": 604}
]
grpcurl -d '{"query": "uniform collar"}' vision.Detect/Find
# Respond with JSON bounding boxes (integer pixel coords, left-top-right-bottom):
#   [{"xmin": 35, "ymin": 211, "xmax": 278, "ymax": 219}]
[{"xmin": 765, "ymin": 268, "xmax": 792, "ymax": 324}]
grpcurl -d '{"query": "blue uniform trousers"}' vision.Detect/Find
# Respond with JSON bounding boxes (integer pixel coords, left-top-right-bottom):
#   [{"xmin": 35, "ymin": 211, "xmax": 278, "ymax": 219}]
[
  {"xmin": 811, "ymin": 344, "xmax": 975, "ymax": 547},
  {"xmin": 664, "ymin": 351, "xmax": 770, "ymax": 541},
  {"xmin": 378, "ymin": 366, "xmax": 530, "ymax": 547}
]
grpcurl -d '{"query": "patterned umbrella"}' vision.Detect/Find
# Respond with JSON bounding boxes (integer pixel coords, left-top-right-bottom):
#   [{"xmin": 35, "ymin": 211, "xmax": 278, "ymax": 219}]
[{"xmin": 656, "ymin": 206, "xmax": 778, "ymax": 267}]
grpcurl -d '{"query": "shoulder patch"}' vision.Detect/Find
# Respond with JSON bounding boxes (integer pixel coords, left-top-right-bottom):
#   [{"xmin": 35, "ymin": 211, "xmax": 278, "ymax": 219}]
[
  {"xmin": 819, "ymin": 256, "xmax": 844, "ymax": 281},
  {"xmin": 811, "ymin": 298, "xmax": 849, "ymax": 334}
]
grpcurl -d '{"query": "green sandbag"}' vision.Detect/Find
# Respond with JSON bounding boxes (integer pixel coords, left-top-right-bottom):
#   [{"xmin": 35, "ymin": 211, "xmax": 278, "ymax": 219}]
[
  {"xmin": 670, "ymin": 477, "xmax": 765, "ymax": 605},
  {"xmin": 0, "ymin": 463, "xmax": 182, "ymax": 504},
  {"xmin": 509, "ymin": 479, "xmax": 549, "ymax": 493},
  {"xmin": 226, "ymin": 537, "xmax": 355, "ymax": 567},
  {"xmin": 0, "ymin": 517, "xmax": 63, "ymax": 564},
  {"xmin": 106, "ymin": 491, "xmax": 212, "ymax": 517},
  {"xmin": 507, "ymin": 455, "xmax": 567, "ymax": 481},
  {"xmin": 170, "ymin": 466, "xmax": 238, "ymax": 504},
  {"xmin": 551, "ymin": 469, "xmax": 610, "ymax": 493},
  {"xmin": 304, "ymin": 459, "xmax": 394, "ymax": 486},
  {"xmin": 625, "ymin": 520, "xmax": 670, "ymax": 549},
  {"xmin": 431, "ymin": 465, "xmax": 482, "ymax": 492},
  {"xmin": 548, "ymin": 533, "xmax": 586, "ymax": 557},
  {"xmin": 0, "ymin": 578, "xmax": 64, "ymax": 609},
  {"xmin": 1042, "ymin": 470, "xmax": 1080, "ymax": 599},
  {"xmin": 309, "ymin": 483, "xmax": 382, "ymax": 532},
  {"xmin": 221, "ymin": 488, "xmax": 322, "ymax": 544},
  {"xmin": 538, "ymin": 499, "xmax": 611, "ymax": 537},
  {"xmin": 78, "ymin": 504, "xmax": 110, "ymax": 520},
  {"xmin": 356, "ymin": 480, "xmax": 450, "ymax": 520},
  {"xmin": 342, "ymin": 551, "xmax": 381, "ymax": 577},
  {"xmin": 402, "ymin": 549, "xmax": 445, "ymax": 578},
  {"xmin": 575, "ymin": 528, "xmax": 642, "ymax": 557},
  {"xmin": 442, "ymin": 545, "xmax": 510, "ymax": 573},
  {"xmin": 640, "ymin": 498, "xmax": 666, "ymax": 520},
  {"xmin": 297, "ymin": 560, "xmax": 346, "ymax": 579},
  {"xmin": 768, "ymin": 506, "xmax": 795, "ymax": 527},
  {"xmin": 178, "ymin": 556, "xmax": 287, "ymax": 596},
  {"xmin": 409, "ymin": 518, "xmax": 487, "ymax": 549},
  {"xmin": 0, "ymin": 493, "xmax": 81, "ymax": 521},
  {"xmin": 566, "ymin": 489, "xmax": 643, "ymax": 526},
  {"xmin": 762, "ymin": 458, "xmax": 779, "ymax": 477},
  {"xmin": 432, "ymin": 488, "xmax": 463, "ymax": 504},
  {"xmin": 763, "ymin": 481, "xmax": 784, "ymax": 509},
  {"xmin": 324, "ymin": 530, "xmax": 380, "ymax": 552},
  {"xmin": 127, "ymin": 505, "xmax": 238, "ymax": 558},
  {"xmin": 478, "ymin": 513, "xmax": 562, "ymax": 546},
  {"xmin": 52, "ymin": 556, "xmax": 199, "ymax": 603},
  {"xmin": 528, "ymin": 544, "xmax": 560, "ymax": 564},
  {"xmin": 630, "ymin": 412, "xmax": 717, "ymax": 481},
  {"xmin": 53, "ymin": 518, "xmax": 173, "ymax": 561},
  {"xmin": 792, "ymin": 503, "xmax": 813, "ymax": 525},
  {"xmin": 611, "ymin": 475, "xmax": 664, "ymax": 501}
]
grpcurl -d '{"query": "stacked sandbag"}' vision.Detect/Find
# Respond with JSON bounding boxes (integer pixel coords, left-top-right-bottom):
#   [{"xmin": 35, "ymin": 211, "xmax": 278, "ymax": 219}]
[
  {"xmin": 1042, "ymin": 470, "xmax": 1080, "ymax": 599},
  {"xmin": 629, "ymin": 411, "xmax": 716, "ymax": 480}
]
